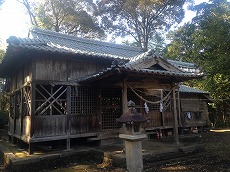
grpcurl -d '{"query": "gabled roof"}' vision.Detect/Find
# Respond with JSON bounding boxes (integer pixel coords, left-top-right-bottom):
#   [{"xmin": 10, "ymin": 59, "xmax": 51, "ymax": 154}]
[
  {"xmin": 29, "ymin": 28, "xmax": 143, "ymax": 59},
  {"xmin": 179, "ymin": 85, "xmax": 213, "ymax": 102},
  {"xmin": 77, "ymin": 49, "xmax": 203, "ymax": 84},
  {"xmin": 77, "ymin": 65, "xmax": 204, "ymax": 84},
  {"xmin": 179, "ymin": 85, "xmax": 209, "ymax": 94},
  {"xmin": 125, "ymin": 50, "xmax": 181, "ymax": 72},
  {"xmin": 167, "ymin": 60, "xmax": 200, "ymax": 73}
]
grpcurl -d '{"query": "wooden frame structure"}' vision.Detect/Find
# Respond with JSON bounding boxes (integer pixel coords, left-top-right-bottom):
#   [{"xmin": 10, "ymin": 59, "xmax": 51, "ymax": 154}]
[{"xmin": 0, "ymin": 28, "xmax": 210, "ymax": 153}]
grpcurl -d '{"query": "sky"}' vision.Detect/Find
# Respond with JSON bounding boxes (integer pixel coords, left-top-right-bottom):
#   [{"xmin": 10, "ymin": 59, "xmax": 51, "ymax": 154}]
[
  {"xmin": 0, "ymin": 0, "xmax": 29, "ymax": 42},
  {"xmin": 0, "ymin": 0, "xmax": 209, "ymax": 45}
]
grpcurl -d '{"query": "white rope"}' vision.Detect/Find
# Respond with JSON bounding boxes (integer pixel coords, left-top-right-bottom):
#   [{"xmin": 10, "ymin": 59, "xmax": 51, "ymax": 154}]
[{"xmin": 125, "ymin": 82, "xmax": 172, "ymax": 105}]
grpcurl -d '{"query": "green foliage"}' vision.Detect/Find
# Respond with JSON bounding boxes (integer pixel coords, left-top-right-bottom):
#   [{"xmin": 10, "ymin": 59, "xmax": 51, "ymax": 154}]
[
  {"xmin": 0, "ymin": 49, "xmax": 5, "ymax": 62},
  {"xmin": 97, "ymin": 0, "xmax": 186, "ymax": 50},
  {"xmin": 19, "ymin": 0, "xmax": 105, "ymax": 39},
  {"xmin": 0, "ymin": 92, "xmax": 9, "ymax": 129},
  {"xmin": 0, "ymin": 92, "xmax": 9, "ymax": 111},
  {"xmin": 165, "ymin": 0, "xmax": 230, "ymax": 127}
]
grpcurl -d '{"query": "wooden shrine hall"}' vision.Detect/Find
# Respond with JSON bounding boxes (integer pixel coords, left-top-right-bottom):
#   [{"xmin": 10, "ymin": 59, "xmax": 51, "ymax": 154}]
[{"xmin": 0, "ymin": 28, "xmax": 209, "ymax": 154}]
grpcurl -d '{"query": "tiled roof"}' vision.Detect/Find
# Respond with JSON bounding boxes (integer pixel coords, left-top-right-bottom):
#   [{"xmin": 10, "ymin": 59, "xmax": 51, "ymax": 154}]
[
  {"xmin": 1, "ymin": 28, "xmax": 204, "ymax": 80},
  {"xmin": 77, "ymin": 65, "xmax": 203, "ymax": 83},
  {"xmin": 6, "ymin": 28, "xmax": 200, "ymax": 72},
  {"xmin": 179, "ymin": 85, "xmax": 209, "ymax": 94},
  {"xmin": 167, "ymin": 59, "xmax": 200, "ymax": 73},
  {"xmin": 127, "ymin": 49, "xmax": 201, "ymax": 74},
  {"xmin": 28, "ymin": 28, "xmax": 144, "ymax": 59}
]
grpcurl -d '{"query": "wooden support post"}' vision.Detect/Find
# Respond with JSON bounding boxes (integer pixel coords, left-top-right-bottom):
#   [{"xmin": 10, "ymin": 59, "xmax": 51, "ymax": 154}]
[
  {"xmin": 13, "ymin": 94, "xmax": 16, "ymax": 135},
  {"xmin": 20, "ymin": 88, "xmax": 24, "ymax": 136},
  {"xmin": 122, "ymin": 81, "xmax": 128, "ymax": 152},
  {"xmin": 28, "ymin": 143, "xmax": 34, "ymax": 155},
  {"xmin": 97, "ymin": 87, "xmax": 102, "ymax": 131},
  {"xmin": 66, "ymin": 86, "xmax": 71, "ymax": 150},
  {"xmin": 12, "ymin": 136, "xmax": 16, "ymax": 144},
  {"xmin": 177, "ymin": 90, "xmax": 182, "ymax": 127},
  {"xmin": 29, "ymin": 83, "xmax": 35, "ymax": 154},
  {"xmin": 172, "ymin": 84, "xmax": 179, "ymax": 144},
  {"xmin": 66, "ymin": 138, "xmax": 71, "ymax": 150},
  {"xmin": 122, "ymin": 81, "xmax": 128, "ymax": 114},
  {"xmin": 161, "ymin": 89, "xmax": 164, "ymax": 127}
]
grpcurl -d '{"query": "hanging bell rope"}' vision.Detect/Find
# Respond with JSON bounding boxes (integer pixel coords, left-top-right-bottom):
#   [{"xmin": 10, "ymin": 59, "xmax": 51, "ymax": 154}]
[{"xmin": 125, "ymin": 82, "xmax": 173, "ymax": 105}]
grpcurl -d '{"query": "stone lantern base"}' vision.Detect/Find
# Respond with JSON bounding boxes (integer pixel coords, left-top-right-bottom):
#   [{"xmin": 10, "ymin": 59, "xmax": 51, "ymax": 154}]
[{"xmin": 119, "ymin": 134, "xmax": 147, "ymax": 172}]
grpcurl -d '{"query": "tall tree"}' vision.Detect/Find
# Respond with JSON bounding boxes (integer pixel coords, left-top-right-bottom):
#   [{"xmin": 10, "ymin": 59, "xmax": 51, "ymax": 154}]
[
  {"xmin": 97, "ymin": 0, "xmax": 186, "ymax": 51},
  {"xmin": 17, "ymin": 0, "xmax": 105, "ymax": 38},
  {"xmin": 17, "ymin": 0, "xmax": 39, "ymax": 26},
  {"xmin": 165, "ymin": 0, "xmax": 230, "ymax": 127}
]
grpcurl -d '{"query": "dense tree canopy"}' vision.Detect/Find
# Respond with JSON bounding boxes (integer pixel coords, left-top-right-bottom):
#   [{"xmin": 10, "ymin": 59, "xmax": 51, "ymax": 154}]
[
  {"xmin": 97, "ymin": 0, "xmax": 186, "ymax": 51},
  {"xmin": 165, "ymin": 0, "xmax": 230, "ymax": 127},
  {"xmin": 17, "ymin": 0, "xmax": 105, "ymax": 38}
]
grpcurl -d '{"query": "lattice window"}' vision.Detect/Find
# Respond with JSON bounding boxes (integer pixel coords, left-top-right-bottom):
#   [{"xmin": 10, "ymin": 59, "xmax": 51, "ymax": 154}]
[
  {"xmin": 101, "ymin": 88, "xmax": 122, "ymax": 130},
  {"xmin": 23, "ymin": 86, "xmax": 31, "ymax": 116},
  {"xmin": 35, "ymin": 85, "xmax": 67, "ymax": 116},
  {"xmin": 10, "ymin": 94, "xmax": 15, "ymax": 118},
  {"xmin": 70, "ymin": 86, "xmax": 96, "ymax": 115},
  {"xmin": 101, "ymin": 108, "xmax": 121, "ymax": 130},
  {"xmin": 15, "ymin": 90, "xmax": 22, "ymax": 118},
  {"xmin": 162, "ymin": 90, "xmax": 172, "ymax": 111}
]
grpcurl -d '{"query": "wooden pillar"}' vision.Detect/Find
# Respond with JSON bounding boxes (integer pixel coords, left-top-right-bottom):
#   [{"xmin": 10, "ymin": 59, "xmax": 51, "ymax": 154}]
[
  {"xmin": 28, "ymin": 143, "xmax": 34, "ymax": 155},
  {"xmin": 97, "ymin": 87, "xmax": 102, "ymax": 131},
  {"xmin": 13, "ymin": 93, "xmax": 16, "ymax": 134},
  {"xmin": 122, "ymin": 81, "xmax": 128, "ymax": 114},
  {"xmin": 29, "ymin": 83, "xmax": 35, "ymax": 154},
  {"xmin": 66, "ymin": 85, "xmax": 71, "ymax": 150},
  {"xmin": 160, "ymin": 89, "xmax": 164, "ymax": 127},
  {"xmin": 177, "ymin": 90, "xmax": 182, "ymax": 127},
  {"xmin": 172, "ymin": 84, "xmax": 179, "ymax": 144},
  {"xmin": 20, "ymin": 88, "xmax": 24, "ymax": 136}
]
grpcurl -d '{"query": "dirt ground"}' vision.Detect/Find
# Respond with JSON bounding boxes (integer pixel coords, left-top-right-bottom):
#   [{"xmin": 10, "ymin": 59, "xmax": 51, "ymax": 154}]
[{"xmin": 41, "ymin": 130, "xmax": 230, "ymax": 172}]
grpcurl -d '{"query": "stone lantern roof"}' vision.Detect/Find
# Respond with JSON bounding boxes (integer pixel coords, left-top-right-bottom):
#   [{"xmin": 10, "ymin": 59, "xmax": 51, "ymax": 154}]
[{"xmin": 117, "ymin": 100, "xmax": 149, "ymax": 124}]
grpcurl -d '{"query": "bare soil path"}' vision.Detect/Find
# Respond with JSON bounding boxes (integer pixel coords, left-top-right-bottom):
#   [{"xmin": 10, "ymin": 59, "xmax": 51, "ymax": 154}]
[{"xmin": 44, "ymin": 130, "xmax": 230, "ymax": 172}]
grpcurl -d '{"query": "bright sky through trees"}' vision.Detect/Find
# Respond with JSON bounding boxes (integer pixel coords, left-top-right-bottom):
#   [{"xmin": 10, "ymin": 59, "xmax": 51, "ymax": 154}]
[
  {"xmin": 0, "ymin": 0, "xmax": 29, "ymax": 41},
  {"xmin": 0, "ymin": 0, "xmax": 208, "ymax": 43}
]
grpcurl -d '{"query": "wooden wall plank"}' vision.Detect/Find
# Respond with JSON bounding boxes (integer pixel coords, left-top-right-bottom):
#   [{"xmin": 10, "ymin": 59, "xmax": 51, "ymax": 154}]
[{"xmin": 35, "ymin": 58, "xmax": 68, "ymax": 81}]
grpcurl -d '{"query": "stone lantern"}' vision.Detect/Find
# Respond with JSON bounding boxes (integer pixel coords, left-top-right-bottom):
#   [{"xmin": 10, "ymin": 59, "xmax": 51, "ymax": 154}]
[{"xmin": 117, "ymin": 100, "xmax": 149, "ymax": 172}]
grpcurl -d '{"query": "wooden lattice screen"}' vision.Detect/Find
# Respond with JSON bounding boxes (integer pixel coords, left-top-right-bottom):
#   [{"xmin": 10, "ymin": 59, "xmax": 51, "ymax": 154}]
[
  {"xmin": 15, "ymin": 90, "xmax": 21, "ymax": 118},
  {"xmin": 10, "ymin": 94, "xmax": 15, "ymax": 118},
  {"xmin": 70, "ymin": 86, "xmax": 96, "ymax": 115},
  {"xmin": 100, "ymin": 88, "xmax": 122, "ymax": 130},
  {"xmin": 35, "ymin": 85, "xmax": 67, "ymax": 116},
  {"xmin": 23, "ymin": 86, "xmax": 31, "ymax": 116}
]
